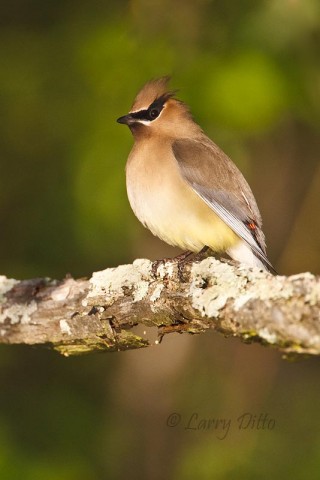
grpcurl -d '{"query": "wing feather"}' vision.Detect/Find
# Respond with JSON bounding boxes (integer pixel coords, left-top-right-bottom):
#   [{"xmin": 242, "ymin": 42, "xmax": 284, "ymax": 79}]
[{"xmin": 172, "ymin": 138, "xmax": 275, "ymax": 272}]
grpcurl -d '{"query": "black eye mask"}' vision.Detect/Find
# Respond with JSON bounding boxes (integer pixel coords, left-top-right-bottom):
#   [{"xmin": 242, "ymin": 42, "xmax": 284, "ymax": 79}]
[{"xmin": 130, "ymin": 94, "xmax": 169, "ymax": 122}]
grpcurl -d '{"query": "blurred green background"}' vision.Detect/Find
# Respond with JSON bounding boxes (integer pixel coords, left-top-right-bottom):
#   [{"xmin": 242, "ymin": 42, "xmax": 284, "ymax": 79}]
[{"xmin": 1, "ymin": 0, "xmax": 320, "ymax": 478}]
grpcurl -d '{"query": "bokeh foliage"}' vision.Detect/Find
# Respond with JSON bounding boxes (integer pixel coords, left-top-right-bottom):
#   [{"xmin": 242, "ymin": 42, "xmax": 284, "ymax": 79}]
[{"xmin": 1, "ymin": 1, "xmax": 320, "ymax": 479}]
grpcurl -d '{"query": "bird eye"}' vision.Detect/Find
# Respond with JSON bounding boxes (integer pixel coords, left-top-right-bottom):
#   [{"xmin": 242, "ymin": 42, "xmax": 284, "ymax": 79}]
[{"xmin": 149, "ymin": 108, "xmax": 160, "ymax": 120}]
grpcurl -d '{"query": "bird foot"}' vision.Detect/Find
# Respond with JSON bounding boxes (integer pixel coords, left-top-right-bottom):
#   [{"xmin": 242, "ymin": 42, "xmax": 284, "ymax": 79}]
[
  {"xmin": 151, "ymin": 251, "xmax": 192, "ymax": 278},
  {"xmin": 152, "ymin": 247, "xmax": 212, "ymax": 279},
  {"xmin": 176, "ymin": 246, "xmax": 212, "ymax": 279}
]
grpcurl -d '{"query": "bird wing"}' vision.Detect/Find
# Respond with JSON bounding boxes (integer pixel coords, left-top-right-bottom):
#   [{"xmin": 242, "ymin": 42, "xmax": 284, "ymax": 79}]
[{"xmin": 172, "ymin": 138, "xmax": 275, "ymax": 271}]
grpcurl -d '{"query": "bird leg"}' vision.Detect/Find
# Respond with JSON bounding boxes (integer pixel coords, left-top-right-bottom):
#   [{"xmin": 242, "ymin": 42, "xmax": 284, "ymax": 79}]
[
  {"xmin": 173, "ymin": 250, "xmax": 194, "ymax": 262},
  {"xmin": 189, "ymin": 246, "xmax": 211, "ymax": 262}
]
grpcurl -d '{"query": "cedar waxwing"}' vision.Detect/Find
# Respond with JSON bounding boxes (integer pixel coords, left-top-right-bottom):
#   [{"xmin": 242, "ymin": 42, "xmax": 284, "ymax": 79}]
[{"xmin": 117, "ymin": 77, "xmax": 276, "ymax": 273}]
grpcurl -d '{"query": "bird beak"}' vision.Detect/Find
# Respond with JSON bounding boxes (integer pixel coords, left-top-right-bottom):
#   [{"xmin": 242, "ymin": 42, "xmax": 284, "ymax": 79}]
[{"xmin": 117, "ymin": 114, "xmax": 135, "ymax": 125}]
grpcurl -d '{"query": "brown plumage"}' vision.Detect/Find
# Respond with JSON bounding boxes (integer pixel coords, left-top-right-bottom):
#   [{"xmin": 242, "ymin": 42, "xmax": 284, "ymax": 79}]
[{"xmin": 117, "ymin": 77, "xmax": 275, "ymax": 273}]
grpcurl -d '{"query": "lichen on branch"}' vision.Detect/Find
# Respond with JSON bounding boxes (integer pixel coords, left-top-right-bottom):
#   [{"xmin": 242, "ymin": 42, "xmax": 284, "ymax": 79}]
[{"xmin": 0, "ymin": 258, "xmax": 319, "ymax": 357}]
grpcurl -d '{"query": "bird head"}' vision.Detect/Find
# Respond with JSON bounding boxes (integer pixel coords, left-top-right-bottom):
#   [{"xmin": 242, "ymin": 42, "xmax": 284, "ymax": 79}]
[{"xmin": 117, "ymin": 77, "xmax": 200, "ymax": 139}]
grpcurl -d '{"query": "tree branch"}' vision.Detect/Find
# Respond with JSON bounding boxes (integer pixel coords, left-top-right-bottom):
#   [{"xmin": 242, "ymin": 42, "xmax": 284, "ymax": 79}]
[{"xmin": 0, "ymin": 258, "xmax": 319, "ymax": 357}]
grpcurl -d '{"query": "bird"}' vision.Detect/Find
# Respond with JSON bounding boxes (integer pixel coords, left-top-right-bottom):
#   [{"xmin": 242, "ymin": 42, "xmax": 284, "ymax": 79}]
[{"xmin": 117, "ymin": 76, "xmax": 276, "ymax": 273}]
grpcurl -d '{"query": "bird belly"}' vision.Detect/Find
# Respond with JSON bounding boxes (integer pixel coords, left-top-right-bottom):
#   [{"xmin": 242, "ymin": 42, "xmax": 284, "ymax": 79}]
[{"xmin": 126, "ymin": 149, "xmax": 239, "ymax": 252}]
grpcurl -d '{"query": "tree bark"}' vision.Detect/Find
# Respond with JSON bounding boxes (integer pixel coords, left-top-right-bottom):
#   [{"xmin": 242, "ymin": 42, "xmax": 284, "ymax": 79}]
[{"xmin": 0, "ymin": 258, "xmax": 319, "ymax": 357}]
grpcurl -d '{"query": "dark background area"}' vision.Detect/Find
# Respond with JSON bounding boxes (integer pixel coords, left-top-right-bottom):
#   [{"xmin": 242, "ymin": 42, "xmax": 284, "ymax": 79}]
[{"xmin": 1, "ymin": 1, "xmax": 320, "ymax": 478}]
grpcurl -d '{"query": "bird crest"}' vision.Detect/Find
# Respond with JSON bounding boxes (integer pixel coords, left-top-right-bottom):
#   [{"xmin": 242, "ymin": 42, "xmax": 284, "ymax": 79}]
[{"xmin": 131, "ymin": 76, "xmax": 176, "ymax": 112}]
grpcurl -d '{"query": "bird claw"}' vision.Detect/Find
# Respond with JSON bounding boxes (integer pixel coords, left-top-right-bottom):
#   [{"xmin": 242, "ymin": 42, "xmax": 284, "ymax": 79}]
[
  {"xmin": 152, "ymin": 247, "xmax": 212, "ymax": 280},
  {"xmin": 151, "ymin": 258, "xmax": 166, "ymax": 277},
  {"xmin": 152, "ymin": 250, "xmax": 193, "ymax": 277}
]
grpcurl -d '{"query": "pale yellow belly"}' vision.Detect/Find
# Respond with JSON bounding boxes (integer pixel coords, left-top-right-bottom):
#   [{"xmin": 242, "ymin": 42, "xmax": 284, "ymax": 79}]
[{"xmin": 126, "ymin": 146, "xmax": 239, "ymax": 252}]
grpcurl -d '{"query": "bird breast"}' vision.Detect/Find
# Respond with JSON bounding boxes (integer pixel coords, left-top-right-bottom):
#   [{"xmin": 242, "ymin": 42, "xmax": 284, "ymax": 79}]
[{"xmin": 125, "ymin": 140, "xmax": 238, "ymax": 252}]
